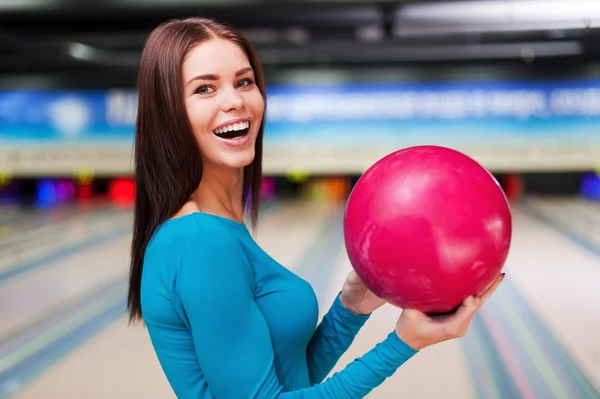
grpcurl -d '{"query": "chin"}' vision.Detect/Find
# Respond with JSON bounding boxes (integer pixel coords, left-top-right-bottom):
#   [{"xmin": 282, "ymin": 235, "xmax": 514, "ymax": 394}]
[
  {"xmin": 221, "ymin": 148, "xmax": 256, "ymax": 170},
  {"xmin": 203, "ymin": 126, "xmax": 259, "ymax": 171}
]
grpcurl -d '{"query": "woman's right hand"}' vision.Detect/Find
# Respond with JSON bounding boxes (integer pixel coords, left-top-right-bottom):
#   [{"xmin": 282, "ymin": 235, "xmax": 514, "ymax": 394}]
[{"xmin": 395, "ymin": 273, "xmax": 505, "ymax": 351}]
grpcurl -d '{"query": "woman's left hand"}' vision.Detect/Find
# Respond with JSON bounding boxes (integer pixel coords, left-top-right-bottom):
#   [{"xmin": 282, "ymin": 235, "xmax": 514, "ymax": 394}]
[{"xmin": 339, "ymin": 270, "xmax": 386, "ymax": 316}]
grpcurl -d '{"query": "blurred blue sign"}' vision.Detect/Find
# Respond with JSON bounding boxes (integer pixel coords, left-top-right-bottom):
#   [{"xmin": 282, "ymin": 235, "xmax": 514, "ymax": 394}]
[
  {"xmin": 0, "ymin": 90, "xmax": 136, "ymax": 142},
  {"xmin": 265, "ymin": 79, "xmax": 600, "ymax": 147},
  {"xmin": 0, "ymin": 79, "xmax": 599, "ymax": 145}
]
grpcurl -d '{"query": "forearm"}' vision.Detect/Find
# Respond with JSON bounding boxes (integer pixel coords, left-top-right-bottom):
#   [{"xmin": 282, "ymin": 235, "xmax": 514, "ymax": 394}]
[
  {"xmin": 297, "ymin": 331, "xmax": 418, "ymax": 398},
  {"xmin": 306, "ymin": 294, "xmax": 370, "ymax": 384}
]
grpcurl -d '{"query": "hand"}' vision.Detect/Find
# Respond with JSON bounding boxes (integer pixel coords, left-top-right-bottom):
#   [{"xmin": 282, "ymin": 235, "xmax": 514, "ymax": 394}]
[
  {"xmin": 395, "ymin": 273, "xmax": 505, "ymax": 351},
  {"xmin": 339, "ymin": 271, "xmax": 386, "ymax": 316}
]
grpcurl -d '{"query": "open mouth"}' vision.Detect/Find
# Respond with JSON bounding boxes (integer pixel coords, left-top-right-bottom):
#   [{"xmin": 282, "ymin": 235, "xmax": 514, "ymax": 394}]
[{"xmin": 213, "ymin": 121, "xmax": 250, "ymax": 141}]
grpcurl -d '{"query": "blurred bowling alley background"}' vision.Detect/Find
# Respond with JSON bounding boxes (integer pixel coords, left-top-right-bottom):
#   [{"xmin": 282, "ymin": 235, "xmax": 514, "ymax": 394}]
[{"xmin": 1, "ymin": 1, "xmax": 600, "ymax": 398}]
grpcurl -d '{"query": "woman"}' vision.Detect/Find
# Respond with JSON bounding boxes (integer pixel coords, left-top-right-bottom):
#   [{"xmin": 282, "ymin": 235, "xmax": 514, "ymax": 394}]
[{"xmin": 127, "ymin": 17, "xmax": 504, "ymax": 399}]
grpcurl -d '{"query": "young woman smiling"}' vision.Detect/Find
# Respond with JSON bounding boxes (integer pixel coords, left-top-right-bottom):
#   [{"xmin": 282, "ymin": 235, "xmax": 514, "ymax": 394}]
[{"xmin": 127, "ymin": 17, "xmax": 504, "ymax": 399}]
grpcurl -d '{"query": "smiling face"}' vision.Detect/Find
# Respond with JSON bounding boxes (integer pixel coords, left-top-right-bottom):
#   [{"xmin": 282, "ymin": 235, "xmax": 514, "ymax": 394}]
[{"xmin": 182, "ymin": 38, "xmax": 265, "ymax": 171}]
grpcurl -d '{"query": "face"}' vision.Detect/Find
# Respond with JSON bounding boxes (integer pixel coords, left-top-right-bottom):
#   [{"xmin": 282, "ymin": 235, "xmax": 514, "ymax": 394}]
[{"xmin": 182, "ymin": 39, "xmax": 265, "ymax": 171}]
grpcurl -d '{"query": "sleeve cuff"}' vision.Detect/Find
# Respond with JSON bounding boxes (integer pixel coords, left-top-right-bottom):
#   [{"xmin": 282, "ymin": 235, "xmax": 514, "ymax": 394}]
[
  {"xmin": 385, "ymin": 331, "xmax": 419, "ymax": 358},
  {"xmin": 333, "ymin": 292, "xmax": 371, "ymax": 324}
]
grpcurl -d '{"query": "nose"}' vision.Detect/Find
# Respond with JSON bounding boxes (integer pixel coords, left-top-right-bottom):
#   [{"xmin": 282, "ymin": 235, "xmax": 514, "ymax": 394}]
[{"xmin": 220, "ymin": 88, "xmax": 245, "ymax": 112}]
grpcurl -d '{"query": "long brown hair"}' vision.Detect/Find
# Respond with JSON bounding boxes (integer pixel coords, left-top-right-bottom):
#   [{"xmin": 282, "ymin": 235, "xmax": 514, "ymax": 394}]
[{"xmin": 128, "ymin": 17, "xmax": 266, "ymax": 323}]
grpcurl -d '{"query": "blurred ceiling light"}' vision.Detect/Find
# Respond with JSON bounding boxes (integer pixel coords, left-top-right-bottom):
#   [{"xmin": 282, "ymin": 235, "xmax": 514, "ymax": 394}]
[
  {"xmin": 398, "ymin": 0, "xmax": 600, "ymax": 23},
  {"xmin": 356, "ymin": 25, "xmax": 384, "ymax": 42},
  {"xmin": 68, "ymin": 42, "xmax": 101, "ymax": 62},
  {"xmin": 259, "ymin": 41, "xmax": 582, "ymax": 64},
  {"xmin": 520, "ymin": 47, "xmax": 536, "ymax": 63},
  {"xmin": 117, "ymin": 0, "xmax": 257, "ymax": 5},
  {"xmin": 394, "ymin": 20, "xmax": 599, "ymax": 37},
  {"xmin": 239, "ymin": 29, "xmax": 279, "ymax": 44},
  {"xmin": 68, "ymin": 42, "xmax": 139, "ymax": 66},
  {"xmin": 0, "ymin": 0, "xmax": 59, "ymax": 10},
  {"xmin": 284, "ymin": 28, "xmax": 310, "ymax": 45}
]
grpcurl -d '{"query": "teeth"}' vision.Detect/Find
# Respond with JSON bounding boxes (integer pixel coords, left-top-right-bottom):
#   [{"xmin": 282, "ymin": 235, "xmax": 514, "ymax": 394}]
[{"xmin": 214, "ymin": 121, "xmax": 250, "ymax": 135}]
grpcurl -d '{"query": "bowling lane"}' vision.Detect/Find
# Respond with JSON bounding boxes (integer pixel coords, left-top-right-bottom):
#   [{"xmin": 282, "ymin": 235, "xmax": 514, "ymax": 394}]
[
  {"xmin": 0, "ymin": 205, "xmax": 127, "ymax": 270},
  {"xmin": 510, "ymin": 198, "xmax": 600, "ymax": 391},
  {"xmin": 11, "ymin": 197, "xmax": 599, "ymax": 399},
  {"xmin": 0, "ymin": 204, "xmax": 129, "ymax": 245},
  {"xmin": 7, "ymin": 200, "xmax": 343, "ymax": 399},
  {"xmin": 0, "ymin": 208, "xmax": 131, "ymax": 275},
  {"xmin": 0, "ymin": 206, "xmax": 78, "ymax": 246},
  {"xmin": 0, "ymin": 206, "xmax": 27, "ymax": 225},
  {"xmin": 0, "ymin": 234, "xmax": 131, "ymax": 340},
  {"xmin": 0, "ymin": 204, "xmax": 104, "ymax": 237},
  {"xmin": 320, "ymin": 247, "xmax": 477, "ymax": 399}
]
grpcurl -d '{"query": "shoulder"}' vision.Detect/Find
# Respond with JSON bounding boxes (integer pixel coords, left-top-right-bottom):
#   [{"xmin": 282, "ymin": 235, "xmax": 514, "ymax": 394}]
[
  {"xmin": 149, "ymin": 213, "xmax": 242, "ymax": 254},
  {"xmin": 145, "ymin": 213, "xmax": 252, "ymax": 275},
  {"xmin": 142, "ymin": 214, "xmax": 256, "ymax": 319},
  {"xmin": 158, "ymin": 214, "xmax": 254, "ymax": 288}
]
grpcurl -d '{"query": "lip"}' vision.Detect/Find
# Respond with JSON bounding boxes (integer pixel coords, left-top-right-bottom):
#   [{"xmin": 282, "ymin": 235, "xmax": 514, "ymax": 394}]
[{"xmin": 213, "ymin": 116, "xmax": 252, "ymax": 132}]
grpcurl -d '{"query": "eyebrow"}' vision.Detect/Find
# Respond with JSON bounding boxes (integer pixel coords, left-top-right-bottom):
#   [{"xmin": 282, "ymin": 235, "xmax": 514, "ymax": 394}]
[{"xmin": 186, "ymin": 67, "xmax": 253, "ymax": 86}]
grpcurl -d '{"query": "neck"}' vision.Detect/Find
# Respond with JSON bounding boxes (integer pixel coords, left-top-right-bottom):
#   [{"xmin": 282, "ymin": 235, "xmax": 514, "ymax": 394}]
[{"xmin": 193, "ymin": 164, "xmax": 245, "ymax": 224}]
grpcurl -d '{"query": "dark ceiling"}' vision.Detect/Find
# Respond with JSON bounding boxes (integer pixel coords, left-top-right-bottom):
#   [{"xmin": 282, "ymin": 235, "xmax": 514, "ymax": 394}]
[{"xmin": 1, "ymin": 0, "xmax": 600, "ymax": 88}]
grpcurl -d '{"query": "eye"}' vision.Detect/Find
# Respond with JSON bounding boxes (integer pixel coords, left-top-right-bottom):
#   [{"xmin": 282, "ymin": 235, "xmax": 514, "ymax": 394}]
[
  {"xmin": 194, "ymin": 85, "xmax": 215, "ymax": 95},
  {"xmin": 236, "ymin": 78, "xmax": 255, "ymax": 88}
]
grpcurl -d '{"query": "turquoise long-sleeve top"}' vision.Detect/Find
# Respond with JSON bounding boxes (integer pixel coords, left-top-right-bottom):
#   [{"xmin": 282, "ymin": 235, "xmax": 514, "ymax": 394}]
[{"xmin": 140, "ymin": 212, "xmax": 418, "ymax": 398}]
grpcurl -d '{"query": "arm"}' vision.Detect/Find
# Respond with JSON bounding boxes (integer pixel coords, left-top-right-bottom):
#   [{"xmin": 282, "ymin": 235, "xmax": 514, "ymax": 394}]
[
  {"xmin": 176, "ymin": 232, "xmax": 418, "ymax": 398},
  {"xmin": 306, "ymin": 293, "xmax": 370, "ymax": 384}
]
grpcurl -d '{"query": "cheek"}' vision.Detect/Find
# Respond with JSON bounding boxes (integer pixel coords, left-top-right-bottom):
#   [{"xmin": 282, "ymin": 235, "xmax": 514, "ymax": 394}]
[
  {"xmin": 245, "ymin": 90, "xmax": 265, "ymax": 116},
  {"xmin": 187, "ymin": 99, "xmax": 216, "ymax": 136}
]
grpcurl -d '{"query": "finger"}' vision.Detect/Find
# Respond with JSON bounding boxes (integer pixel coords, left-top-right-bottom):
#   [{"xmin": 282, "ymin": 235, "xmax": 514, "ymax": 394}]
[
  {"xmin": 402, "ymin": 308, "xmax": 431, "ymax": 323},
  {"xmin": 453, "ymin": 295, "xmax": 479, "ymax": 321},
  {"xmin": 433, "ymin": 296, "xmax": 478, "ymax": 327},
  {"xmin": 346, "ymin": 270, "xmax": 361, "ymax": 284},
  {"xmin": 477, "ymin": 273, "xmax": 505, "ymax": 305},
  {"xmin": 433, "ymin": 301, "xmax": 476, "ymax": 338}
]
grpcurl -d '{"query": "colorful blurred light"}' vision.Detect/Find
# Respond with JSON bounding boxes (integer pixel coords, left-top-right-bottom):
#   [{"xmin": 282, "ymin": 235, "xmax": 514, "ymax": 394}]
[
  {"xmin": 36, "ymin": 179, "xmax": 56, "ymax": 208},
  {"xmin": 261, "ymin": 177, "xmax": 276, "ymax": 199},
  {"xmin": 581, "ymin": 173, "xmax": 600, "ymax": 200},
  {"xmin": 110, "ymin": 177, "xmax": 135, "ymax": 205}
]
